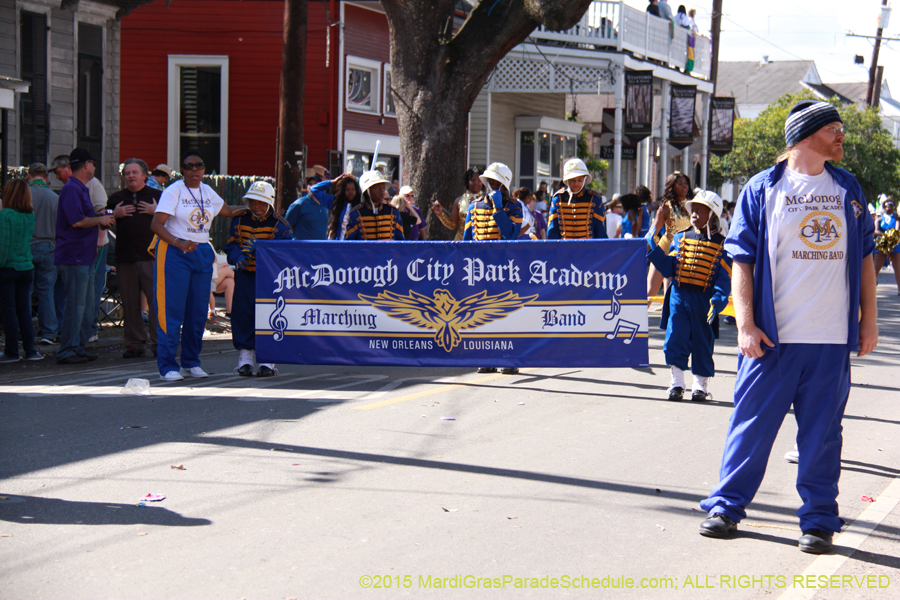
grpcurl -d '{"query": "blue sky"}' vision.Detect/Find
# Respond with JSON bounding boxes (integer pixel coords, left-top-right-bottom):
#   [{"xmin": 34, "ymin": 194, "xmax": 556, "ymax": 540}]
[{"xmin": 623, "ymin": 0, "xmax": 898, "ymax": 86}]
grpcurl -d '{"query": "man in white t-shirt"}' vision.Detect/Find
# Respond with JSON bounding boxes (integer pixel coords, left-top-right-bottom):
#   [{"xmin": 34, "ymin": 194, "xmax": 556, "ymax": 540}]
[{"xmin": 698, "ymin": 100, "xmax": 878, "ymax": 554}]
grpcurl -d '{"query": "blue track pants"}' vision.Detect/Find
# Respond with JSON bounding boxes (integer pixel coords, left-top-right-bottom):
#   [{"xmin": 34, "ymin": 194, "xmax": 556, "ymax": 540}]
[
  {"xmin": 232, "ymin": 270, "xmax": 256, "ymax": 351},
  {"xmin": 154, "ymin": 240, "xmax": 213, "ymax": 375},
  {"xmin": 700, "ymin": 343, "xmax": 850, "ymax": 534}
]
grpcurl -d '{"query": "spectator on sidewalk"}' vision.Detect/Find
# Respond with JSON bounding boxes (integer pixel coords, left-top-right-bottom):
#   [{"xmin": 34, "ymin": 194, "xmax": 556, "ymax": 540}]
[
  {"xmin": 27, "ymin": 163, "xmax": 60, "ymax": 345},
  {"xmin": 107, "ymin": 158, "xmax": 160, "ymax": 358},
  {"xmin": 86, "ymin": 167, "xmax": 109, "ymax": 344},
  {"xmin": 0, "ymin": 180, "xmax": 43, "ymax": 363},
  {"xmin": 149, "ymin": 164, "xmax": 173, "ymax": 190},
  {"xmin": 54, "ymin": 148, "xmax": 114, "ymax": 365}
]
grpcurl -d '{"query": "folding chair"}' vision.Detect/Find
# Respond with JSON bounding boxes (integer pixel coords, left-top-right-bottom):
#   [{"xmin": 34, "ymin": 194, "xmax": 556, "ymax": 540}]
[{"xmin": 97, "ymin": 267, "xmax": 124, "ymax": 327}]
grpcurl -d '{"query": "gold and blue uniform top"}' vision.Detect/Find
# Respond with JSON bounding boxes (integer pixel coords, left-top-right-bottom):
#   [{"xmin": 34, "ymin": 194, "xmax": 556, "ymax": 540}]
[
  {"xmin": 462, "ymin": 191, "xmax": 522, "ymax": 241},
  {"xmin": 547, "ymin": 189, "xmax": 608, "ymax": 239},
  {"xmin": 669, "ymin": 228, "xmax": 731, "ymax": 292},
  {"xmin": 224, "ymin": 212, "xmax": 292, "ymax": 272},
  {"xmin": 345, "ymin": 201, "xmax": 405, "ymax": 241}
]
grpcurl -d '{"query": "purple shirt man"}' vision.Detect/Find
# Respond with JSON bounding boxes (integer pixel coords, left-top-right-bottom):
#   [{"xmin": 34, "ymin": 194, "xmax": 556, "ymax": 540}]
[{"xmin": 55, "ymin": 177, "xmax": 99, "ymax": 266}]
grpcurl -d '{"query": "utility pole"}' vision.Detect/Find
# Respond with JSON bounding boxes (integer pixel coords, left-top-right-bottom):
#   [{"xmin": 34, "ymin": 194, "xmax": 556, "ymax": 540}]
[
  {"xmin": 276, "ymin": 0, "xmax": 308, "ymax": 214},
  {"xmin": 866, "ymin": 0, "xmax": 889, "ymax": 107},
  {"xmin": 709, "ymin": 0, "xmax": 723, "ymax": 91}
]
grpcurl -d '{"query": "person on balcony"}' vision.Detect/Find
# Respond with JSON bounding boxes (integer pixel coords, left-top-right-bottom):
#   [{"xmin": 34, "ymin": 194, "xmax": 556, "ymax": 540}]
[
  {"xmin": 657, "ymin": 0, "xmax": 674, "ymax": 22},
  {"xmin": 647, "ymin": 0, "xmax": 661, "ymax": 17}
]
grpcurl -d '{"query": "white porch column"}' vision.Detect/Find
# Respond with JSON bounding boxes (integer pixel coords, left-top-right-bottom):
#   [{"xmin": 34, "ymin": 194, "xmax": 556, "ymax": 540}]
[
  {"xmin": 681, "ymin": 147, "xmax": 690, "ymax": 177},
  {"xmin": 700, "ymin": 92, "xmax": 709, "ymax": 189},
  {"xmin": 644, "ymin": 137, "xmax": 653, "ymax": 188},
  {"xmin": 636, "ymin": 138, "xmax": 645, "ymax": 189},
  {"xmin": 659, "ymin": 80, "xmax": 670, "ymax": 194},
  {"xmin": 613, "ymin": 69, "xmax": 625, "ymax": 196}
]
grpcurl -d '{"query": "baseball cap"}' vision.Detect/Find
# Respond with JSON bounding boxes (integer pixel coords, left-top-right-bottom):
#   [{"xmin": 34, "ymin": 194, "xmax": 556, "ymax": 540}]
[
  {"xmin": 28, "ymin": 162, "xmax": 48, "ymax": 176},
  {"xmin": 399, "ymin": 185, "xmax": 413, "ymax": 196},
  {"xmin": 68, "ymin": 148, "xmax": 99, "ymax": 167},
  {"xmin": 152, "ymin": 164, "xmax": 173, "ymax": 177},
  {"xmin": 50, "ymin": 156, "xmax": 70, "ymax": 172}
]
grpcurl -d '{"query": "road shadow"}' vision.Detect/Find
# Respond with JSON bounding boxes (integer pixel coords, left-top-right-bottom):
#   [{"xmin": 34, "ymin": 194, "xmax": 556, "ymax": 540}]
[{"xmin": 0, "ymin": 495, "xmax": 210, "ymax": 526}]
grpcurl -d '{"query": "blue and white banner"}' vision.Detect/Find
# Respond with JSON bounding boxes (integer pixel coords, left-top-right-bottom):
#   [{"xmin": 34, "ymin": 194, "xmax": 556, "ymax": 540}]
[{"xmin": 255, "ymin": 240, "xmax": 649, "ymax": 367}]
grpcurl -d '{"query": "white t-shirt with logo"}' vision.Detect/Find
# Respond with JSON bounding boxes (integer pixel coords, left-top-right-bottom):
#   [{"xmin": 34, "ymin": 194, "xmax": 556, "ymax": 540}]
[
  {"xmin": 770, "ymin": 168, "xmax": 849, "ymax": 343},
  {"xmin": 157, "ymin": 180, "xmax": 225, "ymax": 244}
]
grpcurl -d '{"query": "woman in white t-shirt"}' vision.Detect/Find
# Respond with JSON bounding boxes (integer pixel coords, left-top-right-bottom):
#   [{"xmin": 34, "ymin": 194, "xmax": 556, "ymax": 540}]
[{"xmin": 150, "ymin": 151, "xmax": 249, "ymax": 381}]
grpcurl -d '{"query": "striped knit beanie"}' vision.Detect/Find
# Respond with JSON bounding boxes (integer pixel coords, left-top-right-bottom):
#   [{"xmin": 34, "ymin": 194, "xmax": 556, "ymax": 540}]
[{"xmin": 784, "ymin": 101, "xmax": 842, "ymax": 147}]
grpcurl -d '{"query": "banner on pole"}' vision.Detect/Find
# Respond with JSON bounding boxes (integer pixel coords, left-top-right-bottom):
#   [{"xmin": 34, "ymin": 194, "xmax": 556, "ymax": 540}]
[
  {"xmin": 625, "ymin": 71, "xmax": 654, "ymax": 142},
  {"xmin": 255, "ymin": 240, "xmax": 649, "ymax": 368},
  {"xmin": 669, "ymin": 85, "xmax": 697, "ymax": 150},
  {"xmin": 709, "ymin": 97, "xmax": 736, "ymax": 156}
]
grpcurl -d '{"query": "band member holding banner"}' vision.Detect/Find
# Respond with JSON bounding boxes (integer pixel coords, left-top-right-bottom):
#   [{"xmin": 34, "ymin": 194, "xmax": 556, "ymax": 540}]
[
  {"xmin": 463, "ymin": 162, "xmax": 523, "ymax": 375},
  {"xmin": 225, "ymin": 181, "xmax": 291, "ymax": 377},
  {"xmin": 646, "ymin": 190, "xmax": 731, "ymax": 402},
  {"xmin": 150, "ymin": 151, "xmax": 249, "ymax": 381},
  {"xmin": 345, "ymin": 171, "xmax": 405, "ymax": 241},
  {"xmin": 432, "ymin": 166, "xmax": 484, "ymax": 240},
  {"xmin": 546, "ymin": 159, "xmax": 607, "ymax": 240},
  {"xmin": 699, "ymin": 100, "xmax": 877, "ymax": 554}
]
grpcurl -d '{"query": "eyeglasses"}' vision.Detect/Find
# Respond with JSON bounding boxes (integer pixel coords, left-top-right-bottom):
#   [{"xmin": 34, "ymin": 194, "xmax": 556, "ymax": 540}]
[
  {"xmin": 183, "ymin": 162, "xmax": 205, "ymax": 171},
  {"xmin": 828, "ymin": 125, "xmax": 845, "ymax": 136}
]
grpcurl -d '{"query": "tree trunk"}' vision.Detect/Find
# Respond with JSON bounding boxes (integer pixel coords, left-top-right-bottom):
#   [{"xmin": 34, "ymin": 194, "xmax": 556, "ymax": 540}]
[
  {"xmin": 381, "ymin": 0, "xmax": 594, "ymax": 239},
  {"xmin": 276, "ymin": 0, "xmax": 308, "ymax": 215}
]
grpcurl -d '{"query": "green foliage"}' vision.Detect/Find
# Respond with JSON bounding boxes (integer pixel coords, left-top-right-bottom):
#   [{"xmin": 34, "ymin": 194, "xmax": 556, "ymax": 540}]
[{"xmin": 709, "ymin": 91, "xmax": 900, "ymax": 202}]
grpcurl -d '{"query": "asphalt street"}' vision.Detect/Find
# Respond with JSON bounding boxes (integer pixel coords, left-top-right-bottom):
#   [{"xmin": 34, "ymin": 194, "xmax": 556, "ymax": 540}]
[{"xmin": 1, "ymin": 273, "xmax": 899, "ymax": 600}]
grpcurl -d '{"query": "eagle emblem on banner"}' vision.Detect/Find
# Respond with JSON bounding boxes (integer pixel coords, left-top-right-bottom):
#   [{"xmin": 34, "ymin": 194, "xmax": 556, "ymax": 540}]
[{"xmin": 358, "ymin": 289, "xmax": 538, "ymax": 351}]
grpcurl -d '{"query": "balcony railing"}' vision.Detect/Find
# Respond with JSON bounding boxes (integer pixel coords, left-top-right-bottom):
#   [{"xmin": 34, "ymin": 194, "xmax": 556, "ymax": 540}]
[{"xmin": 530, "ymin": 1, "xmax": 711, "ymax": 79}]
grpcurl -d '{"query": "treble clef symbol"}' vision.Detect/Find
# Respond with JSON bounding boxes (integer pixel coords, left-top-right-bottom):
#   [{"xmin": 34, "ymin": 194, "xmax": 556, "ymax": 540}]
[
  {"xmin": 603, "ymin": 293, "xmax": 622, "ymax": 321},
  {"xmin": 269, "ymin": 296, "xmax": 288, "ymax": 342}
]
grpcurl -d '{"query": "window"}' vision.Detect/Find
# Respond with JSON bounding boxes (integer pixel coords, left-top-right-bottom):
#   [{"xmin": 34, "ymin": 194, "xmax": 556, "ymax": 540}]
[
  {"xmin": 383, "ymin": 65, "xmax": 395, "ymax": 117},
  {"xmin": 19, "ymin": 10, "xmax": 49, "ymax": 165},
  {"xmin": 168, "ymin": 56, "xmax": 229, "ymax": 174},
  {"xmin": 346, "ymin": 56, "xmax": 380, "ymax": 114},
  {"xmin": 515, "ymin": 116, "xmax": 583, "ymax": 190},
  {"xmin": 78, "ymin": 23, "xmax": 104, "ymax": 176}
]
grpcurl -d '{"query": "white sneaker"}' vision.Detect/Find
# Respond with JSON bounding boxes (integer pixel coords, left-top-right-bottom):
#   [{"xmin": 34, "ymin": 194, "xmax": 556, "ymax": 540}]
[
  {"xmin": 88, "ymin": 334, "xmax": 99, "ymax": 343},
  {"xmin": 160, "ymin": 371, "xmax": 184, "ymax": 382},
  {"xmin": 181, "ymin": 366, "xmax": 208, "ymax": 378},
  {"xmin": 784, "ymin": 443, "xmax": 799, "ymax": 464}
]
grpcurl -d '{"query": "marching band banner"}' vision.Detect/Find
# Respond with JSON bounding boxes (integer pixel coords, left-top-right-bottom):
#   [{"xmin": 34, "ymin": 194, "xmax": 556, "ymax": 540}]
[{"xmin": 255, "ymin": 240, "xmax": 649, "ymax": 368}]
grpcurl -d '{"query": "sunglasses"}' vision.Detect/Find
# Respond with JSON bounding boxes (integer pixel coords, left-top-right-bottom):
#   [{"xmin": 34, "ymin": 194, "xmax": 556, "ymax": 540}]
[{"xmin": 183, "ymin": 162, "xmax": 205, "ymax": 171}]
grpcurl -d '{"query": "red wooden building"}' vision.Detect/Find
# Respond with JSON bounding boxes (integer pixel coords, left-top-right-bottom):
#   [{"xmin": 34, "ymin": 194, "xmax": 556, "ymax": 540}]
[{"xmin": 120, "ymin": 0, "xmax": 399, "ymax": 180}]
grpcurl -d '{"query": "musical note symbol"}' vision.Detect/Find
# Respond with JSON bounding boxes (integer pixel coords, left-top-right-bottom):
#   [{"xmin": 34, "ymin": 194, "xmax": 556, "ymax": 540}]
[
  {"xmin": 269, "ymin": 296, "xmax": 288, "ymax": 342},
  {"xmin": 606, "ymin": 319, "xmax": 639, "ymax": 344},
  {"xmin": 603, "ymin": 294, "xmax": 622, "ymax": 321}
]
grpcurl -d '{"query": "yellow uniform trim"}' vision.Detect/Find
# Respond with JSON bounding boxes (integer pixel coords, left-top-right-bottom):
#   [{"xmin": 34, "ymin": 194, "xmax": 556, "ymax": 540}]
[{"xmin": 155, "ymin": 239, "xmax": 169, "ymax": 335}]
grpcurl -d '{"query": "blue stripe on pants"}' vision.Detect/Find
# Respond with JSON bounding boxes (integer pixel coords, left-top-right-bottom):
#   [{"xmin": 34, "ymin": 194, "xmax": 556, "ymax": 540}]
[
  {"xmin": 154, "ymin": 240, "xmax": 213, "ymax": 375},
  {"xmin": 700, "ymin": 343, "xmax": 850, "ymax": 533}
]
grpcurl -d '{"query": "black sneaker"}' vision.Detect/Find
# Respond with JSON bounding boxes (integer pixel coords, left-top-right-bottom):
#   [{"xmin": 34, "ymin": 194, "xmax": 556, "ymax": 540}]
[
  {"xmin": 122, "ymin": 347, "xmax": 145, "ymax": 359},
  {"xmin": 57, "ymin": 354, "xmax": 88, "ymax": 365},
  {"xmin": 667, "ymin": 387, "xmax": 684, "ymax": 401},
  {"xmin": 0, "ymin": 354, "xmax": 20, "ymax": 364},
  {"xmin": 256, "ymin": 365, "xmax": 276, "ymax": 377},
  {"xmin": 500, "ymin": 367, "xmax": 519, "ymax": 375},
  {"xmin": 691, "ymin": 390, "xmax": 710, "ymax": 402},
  {"xmin": 235, "ymin": 364, "xmax": 253, "ymax": 377},
  {"xmin": 699, "ymin": 513, "xmax": 738, "ymax": 538},
  {"xmin": 477, "ymin": 367, "xmax": 497, "ymax": 373},
  {"xmin": 798, "ymin": 529, "xmax": 833, "ymax": 554},
  {"xmin": 80, "ymin": 352, "xmax": 99, "ymax": 362}
]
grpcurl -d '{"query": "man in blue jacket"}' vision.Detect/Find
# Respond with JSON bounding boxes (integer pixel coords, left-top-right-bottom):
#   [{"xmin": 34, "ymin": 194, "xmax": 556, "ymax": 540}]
[{"xmin": 698, "ymin": 100, "xmax": 878, "ymax": 554}]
